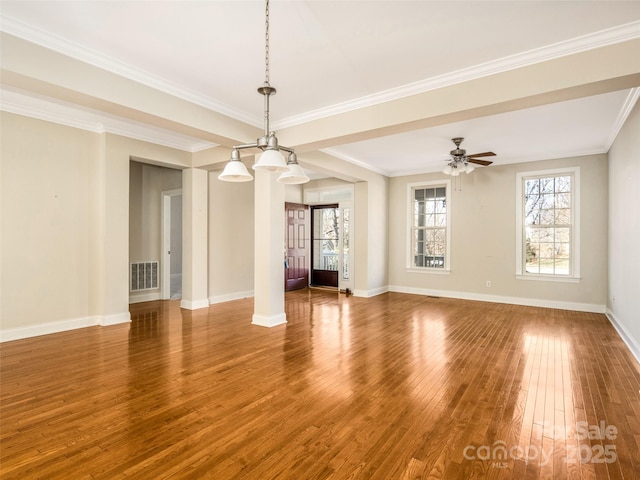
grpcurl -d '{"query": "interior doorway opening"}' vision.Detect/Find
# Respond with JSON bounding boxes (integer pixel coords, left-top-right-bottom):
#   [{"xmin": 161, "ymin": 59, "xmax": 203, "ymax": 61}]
[
  {"xmin": 129, "ymin": 160, "xmax": 182, "ymax": 304},
  {"xmin": 162, "ymin": 189, "xmax": 182, "ymax": 300}
]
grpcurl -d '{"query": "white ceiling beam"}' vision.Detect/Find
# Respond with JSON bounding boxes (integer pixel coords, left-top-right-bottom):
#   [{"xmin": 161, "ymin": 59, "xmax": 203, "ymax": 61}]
[
  {"xmin": 277, "ymin": 38, "xmax": 640, "ymax": 153},
  {"xmin": 0, "ymin": 32, "xmax": 262, "ymax": 148}
]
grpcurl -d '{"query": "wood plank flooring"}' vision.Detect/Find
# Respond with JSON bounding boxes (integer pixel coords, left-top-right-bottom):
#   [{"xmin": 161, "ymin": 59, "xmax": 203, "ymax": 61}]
[{"xmin": 1, "ymin": 290, "xmax": 639, "ymax": 479}]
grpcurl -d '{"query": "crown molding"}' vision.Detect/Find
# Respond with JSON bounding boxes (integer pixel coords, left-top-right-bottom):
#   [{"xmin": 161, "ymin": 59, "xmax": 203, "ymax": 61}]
[
  {"xmin": 0, "ymin": 88, "xmax": 217, "ymax": 153},
  {"xmin": 320, "ymin": 148, "xmax": 391, "ymax": 177},
  {"xmin": 273, "ymin": 20, "xmax": 640, "ymax": 130},
  {"xmin": 2, "ymin": 13, "xmax": 638, "ymax": 132},
  {"xmin": 605, "ymin": 87, "xmax": 640, "ymax": 150},
  {"xmin": 0, "ymin": 14, "xmax": 263, "ymax": 128}
]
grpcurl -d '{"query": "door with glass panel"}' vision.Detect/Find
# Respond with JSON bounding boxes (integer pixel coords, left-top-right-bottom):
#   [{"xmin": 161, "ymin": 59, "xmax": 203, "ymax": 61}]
[
  {"xmin": 311, "ymin": 204, "xmax": 351, "ymax": 290},
  {"xmin": 312, "ymin": 205, "xmax": 339, "ymax": 287}
]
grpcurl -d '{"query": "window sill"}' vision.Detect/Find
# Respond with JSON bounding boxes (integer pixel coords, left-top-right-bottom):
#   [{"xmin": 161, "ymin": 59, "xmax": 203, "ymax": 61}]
[
  {"xmin": 407, "ymin": 268, "xmax": 451, "ymax": 275},
  {"xmin": 516, "ymin": 274, "xmax": 580, "ymax": 283}
]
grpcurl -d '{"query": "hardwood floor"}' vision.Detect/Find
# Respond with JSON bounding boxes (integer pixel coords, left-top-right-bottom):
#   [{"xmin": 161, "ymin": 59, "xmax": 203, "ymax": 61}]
[{"xmin": 1, "ymin": 291, "xmax": 639, "ymax": 479}]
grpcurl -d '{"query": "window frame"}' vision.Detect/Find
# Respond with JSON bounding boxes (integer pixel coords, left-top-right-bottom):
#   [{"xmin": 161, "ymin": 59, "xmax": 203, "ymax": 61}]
[
  {"xmin": 515, "ymin": 166, "xmax": 580, "ymax": 283},
  {"xmin": 406, "ymin": 180, "xmax": 451, "ymax": 274}
]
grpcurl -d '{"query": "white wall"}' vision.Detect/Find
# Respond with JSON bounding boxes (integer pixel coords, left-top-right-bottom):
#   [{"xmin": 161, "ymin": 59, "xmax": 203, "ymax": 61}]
[
  {"xmin": 170, "ymin": 195, "xmax": 182, "ymax": 274},
  {"xmin": 608, "ymin": 100, "xmax": 640, "ymax": 360},
  {"xmin": 389, "ymin": 154, "xmax": 609, "ymax": 312}
]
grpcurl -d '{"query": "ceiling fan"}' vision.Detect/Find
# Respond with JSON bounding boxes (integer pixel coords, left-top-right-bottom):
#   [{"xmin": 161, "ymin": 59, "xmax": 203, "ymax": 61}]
[{"xmin": 443, "ymin": 137, "xmax": 496, "ymax": 176}]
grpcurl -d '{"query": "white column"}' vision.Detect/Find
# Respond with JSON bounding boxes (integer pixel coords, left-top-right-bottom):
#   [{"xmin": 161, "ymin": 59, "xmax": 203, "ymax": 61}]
[
  {"xmin": 181, "ymin": 168, "xmax": 209, "ymax": 310},
  {"xmin": 252, "ymin": 170, "xmax": 286, "ymax": 327}
]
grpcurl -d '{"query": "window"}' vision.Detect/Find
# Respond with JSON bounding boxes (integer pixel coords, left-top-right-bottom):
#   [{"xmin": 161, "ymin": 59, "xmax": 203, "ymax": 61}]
[
  {"xmin": 516, "ymin": 167, "xmax": 580, "ymax": 281},
  {"xmin": 408, "ymin": 181, "xmax": 451, "ymax": 272}
]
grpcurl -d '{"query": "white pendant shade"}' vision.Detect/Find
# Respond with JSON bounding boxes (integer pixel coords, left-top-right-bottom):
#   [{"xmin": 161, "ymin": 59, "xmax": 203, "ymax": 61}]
[
  {"xmin": 442, "ymin": 165, "xmax": 453, "ymax": 175},
  {"xmin": 253, "ymin": 148, "xmax": 288, "ymax": 172},
  {"xmin": 278, "ymin": 163, "xmax": 310, "ymax": 184},
  {"xmin": 465, "ymin": 163, "xmax": 475, "ymax": 174},
  {"xmin": 218, "ymin": 160, "xmax": 253, "ymax": 182}
]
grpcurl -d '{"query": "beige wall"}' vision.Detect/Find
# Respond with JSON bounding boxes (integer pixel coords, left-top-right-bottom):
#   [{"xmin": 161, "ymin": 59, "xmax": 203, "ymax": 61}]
[
  {"xmin": 2, "ymin": 105, "xmax": 627, "ymax": 343},
  {"xmin": 0, "ymin": 112, "xmax": 193, "ymax": 339},
  {"xmin": 608, "ymin": 101, "xmax": 640, "ymax": 358},
  {"xmin": 1, "ymin": 112, "xmax": 98, "ymax": 331},
  {"xmin": 389, "ymin": 154, "xmax": 609, "ymax": 311},
  {"xmin": 284, "ymin": 184, "xmax": 303, "ymax": 204},
  {"xmin": 129, "ymin": 161, "xmax": 181, "ymax": 264},
  {"xmin": 103, "ymin": 134, "xmax": 190, "ymax": 316},
  {"xmin": 208, "ymin": 173, "xmax": 255, "ymax": 302}
]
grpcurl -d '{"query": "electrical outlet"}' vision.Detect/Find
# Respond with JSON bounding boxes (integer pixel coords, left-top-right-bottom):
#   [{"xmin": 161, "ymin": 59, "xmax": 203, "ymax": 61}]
[{"xmin": 486, "ymin": 280, "xmax": 491, "ymax": 288}]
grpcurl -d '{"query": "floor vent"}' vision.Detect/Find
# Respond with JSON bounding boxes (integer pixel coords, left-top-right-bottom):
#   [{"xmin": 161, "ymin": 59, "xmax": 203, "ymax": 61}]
[{"xmin": 130, "ymin": 261, "xmax": 159, "ymax": 291}]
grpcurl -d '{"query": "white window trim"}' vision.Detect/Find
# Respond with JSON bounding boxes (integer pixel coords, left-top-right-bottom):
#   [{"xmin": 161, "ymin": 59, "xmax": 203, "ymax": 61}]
[
  {"xmin": 515, "ymin": 166, "xmax": 580, "ymax": 282},
  {"xmin": 406, "ymin": 180, "xmax": 451, "ymax": 273}
]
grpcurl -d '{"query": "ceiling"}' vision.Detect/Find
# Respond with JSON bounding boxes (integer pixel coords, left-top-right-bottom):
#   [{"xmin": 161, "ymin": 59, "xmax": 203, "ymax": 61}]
[{"xmin": 1, "ymin": 1, "xmax": 639, "ymax": 177}]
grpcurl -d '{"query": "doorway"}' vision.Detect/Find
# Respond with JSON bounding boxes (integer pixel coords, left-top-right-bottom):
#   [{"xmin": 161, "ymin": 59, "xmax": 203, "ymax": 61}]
[
  {"xmin": 162, "ymin": 189, "xmax": 182, "ymax": 300},
  {"xmin": 310, "ymin": 203, "xmax": 352, "ymax": 291}
]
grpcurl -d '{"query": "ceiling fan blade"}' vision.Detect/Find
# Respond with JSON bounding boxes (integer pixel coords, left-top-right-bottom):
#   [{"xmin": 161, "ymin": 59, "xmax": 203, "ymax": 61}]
[
  {"xmin": 468, "ymin": 158, "xmax": 493, "ymax": 166},
  {"xmin": 467, "ymin": 152, "xmax": 496, "ymax": 158}
]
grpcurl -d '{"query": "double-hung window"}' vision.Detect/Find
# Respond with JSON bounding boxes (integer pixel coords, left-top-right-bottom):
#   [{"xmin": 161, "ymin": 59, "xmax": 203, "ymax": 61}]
[
  {"xmin": 516, "ymin": 167, "xmax": 580, "ymax": 281},
  {"xmin": 408, "ymin": 180, "xmax": 451, "ymax": 272}
]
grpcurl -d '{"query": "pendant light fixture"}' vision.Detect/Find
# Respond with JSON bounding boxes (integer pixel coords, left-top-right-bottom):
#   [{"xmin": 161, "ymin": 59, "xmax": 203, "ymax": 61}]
[{"xmin": 218, "ymin": 0, "xmax": 309, "ymax": 185}]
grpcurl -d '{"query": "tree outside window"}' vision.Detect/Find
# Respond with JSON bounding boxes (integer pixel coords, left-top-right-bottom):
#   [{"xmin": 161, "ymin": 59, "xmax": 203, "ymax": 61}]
[
  {"xmin": 523, "ymin": 174, "xmax": 572, "ymax": 275},
  {"xmin": 413, "ymin": 186, "xmax": 447, "ymax": 269}
]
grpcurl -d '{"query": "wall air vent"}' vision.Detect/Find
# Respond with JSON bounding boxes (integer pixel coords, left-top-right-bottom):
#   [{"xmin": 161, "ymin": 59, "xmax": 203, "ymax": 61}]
[{"xmin": 130, "ymin": 261, "xmax": 159, "ymax": 291}]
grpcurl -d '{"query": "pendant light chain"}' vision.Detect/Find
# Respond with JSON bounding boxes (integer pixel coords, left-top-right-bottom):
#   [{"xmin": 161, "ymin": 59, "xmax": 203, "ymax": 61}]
[
  {"xmin": 264, "ymin": 0, "xmax": 270, "ymax": 86},
  {"xmin": 218, "ymin": 0, "xmax": 309, "ymax": 184}
]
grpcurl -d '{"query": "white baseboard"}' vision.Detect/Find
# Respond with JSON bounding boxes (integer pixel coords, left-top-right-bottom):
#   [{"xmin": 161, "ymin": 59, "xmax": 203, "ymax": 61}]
[
  {"xmin": 129, "ymin": 292, "xmax": 161, "ymax": 304},
  {"xmin": 353, "ymin": 285, "xmax": 389, "ymax": 298},
  {"xmin": 0, "ymin": 311, "xmax": 131, "ymax": 343},
  {"xmin": 252, "ymin": 313, "xmax": 287, "ymax": 328},
  {"xmin": 606, "ymin": 310, "xmax": 640, "ymax": 365},
  {"xmin": 180, "ymin": 298, "xmax": 210, "ymax": 310},
  {"xmin": 100, "ymin": 312, "xmax": 131, "ymax": 326},
  {"xmin": 209, "ymin": 290, "xmax": 254, "ymax": 305},
  {"xmin": 388, "ymin": 285, "xmax": 606, "ymax": 314}
]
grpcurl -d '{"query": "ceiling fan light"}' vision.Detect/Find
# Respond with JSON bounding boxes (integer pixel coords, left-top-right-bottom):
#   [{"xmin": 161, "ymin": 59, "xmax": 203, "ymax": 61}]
[
  {"xmin": 218, "ymin": 158, "xmax": 253, "ymax": 182},
  {"xmin": 442, "ymin": 165, "xmax": 453, "ymax": 175},
  {"xmin": 450, "ymin": 167, "xmax": 460, "ymax": 177},
  {"xmin": 253, "ymin": 147, "xmax": 288, "ymax": 172},
  {"xmin": 465, "ymin": 163, "xmax": 475, "ymax": 174}
]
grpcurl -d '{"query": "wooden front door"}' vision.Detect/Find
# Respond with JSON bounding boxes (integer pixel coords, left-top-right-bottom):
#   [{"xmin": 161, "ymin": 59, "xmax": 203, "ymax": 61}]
[{"xmin": 285, "ymin": 203, "xmax": 310, "ymax": 291}]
